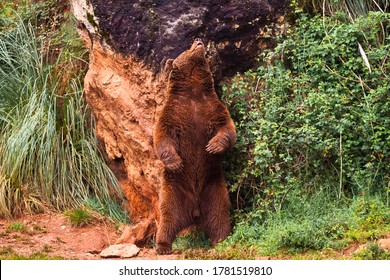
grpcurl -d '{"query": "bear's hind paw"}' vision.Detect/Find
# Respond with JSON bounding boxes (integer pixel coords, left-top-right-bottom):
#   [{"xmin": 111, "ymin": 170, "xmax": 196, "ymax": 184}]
[{"xmin": 156, "ymin": 244, "xmax": 173, "ymax": 255}]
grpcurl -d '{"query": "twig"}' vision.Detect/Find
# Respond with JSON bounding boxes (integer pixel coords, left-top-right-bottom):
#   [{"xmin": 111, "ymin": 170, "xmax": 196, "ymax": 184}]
[{"xmin": 338, "ymin": 131, "xmax": 343, "ymax": 200}]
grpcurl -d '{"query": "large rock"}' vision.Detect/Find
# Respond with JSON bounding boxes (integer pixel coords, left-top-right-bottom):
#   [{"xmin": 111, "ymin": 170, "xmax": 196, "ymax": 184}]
[{"xmin": 70, "ymin": 0, "xmax": 288, "ymax": 246}]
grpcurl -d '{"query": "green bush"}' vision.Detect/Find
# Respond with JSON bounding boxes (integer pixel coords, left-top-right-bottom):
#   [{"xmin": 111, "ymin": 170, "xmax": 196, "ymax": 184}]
[
  {"xmin": 350, "ymin": 196, "xmax": 390, "ymax": 230},
  {"xmin": 221, "ymin": 10, "xmax": 389, "ymax": 255},
  {"xmin": 223, "ymin": 11, "xmax": 390, "ymax": 212}
]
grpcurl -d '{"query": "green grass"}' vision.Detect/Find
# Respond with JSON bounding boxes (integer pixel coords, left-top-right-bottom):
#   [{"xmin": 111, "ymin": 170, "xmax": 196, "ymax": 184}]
[
  {"xmin": 0, "ymin": 8, "xmax": 126, "ymax": 219},
  {"xmin": 173, "ymin": 229, "xmax": 212, "ymax": 251},
  {"xmin": 183, "ymin": 194, "xmax": 390, "ymax": 260},
  {"xmin": 0, "ymin": 246, "xmax": 63, "ymax": 260},
  {"xmin": 85, "ymin": 197, "xmax": 129, "ymax": 224},
  {"xmin": 170, "ymin": 192, "xmax": 390, "ymax": 260},
  {"xmin": 6, "ymin": 222, "xmax": 28, "ymax": 233},
  {"xmin": 64, "ymin": 207, "xmax": 93, "ymax": 227}
]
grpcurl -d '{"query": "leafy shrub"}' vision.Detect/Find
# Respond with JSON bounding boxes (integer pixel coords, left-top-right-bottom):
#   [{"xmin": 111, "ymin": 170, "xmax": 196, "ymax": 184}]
[
  {"xmin": 346, "ymin": 196, "xmax": 390, "ymax": 242},
  {"xmin": 221, "ymin": 11, "xmax": 389, "ymax": 255},
  {"xmin": 223, "ymin": 11, "xmax": 390, "ymax": 212},
  {"xmin": 350, "ymin": 196, "xmax": 390, "ymax": 230}
]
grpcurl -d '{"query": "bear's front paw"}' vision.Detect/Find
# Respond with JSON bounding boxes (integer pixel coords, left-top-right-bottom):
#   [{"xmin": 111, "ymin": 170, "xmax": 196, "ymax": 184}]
[
  {"xmin": 161, "ymin": 151, "xmax": 183, "ymax": 171},
  {"xmin": 206, "ymin": 137, "xmax": 227, "ymax": 154}
]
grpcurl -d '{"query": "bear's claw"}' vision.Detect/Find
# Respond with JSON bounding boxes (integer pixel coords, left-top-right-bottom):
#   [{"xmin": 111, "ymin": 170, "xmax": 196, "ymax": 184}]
[
  {"xmin": 160, "ymin": 150, "xmax": 183, "ymax": 171},
  {"xmin": 206, "ymin": 141, "xmax": 224, "ymax": 154}
]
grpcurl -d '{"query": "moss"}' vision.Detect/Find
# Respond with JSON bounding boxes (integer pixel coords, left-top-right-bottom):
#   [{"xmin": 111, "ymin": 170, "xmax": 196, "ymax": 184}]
[{"xmin": 87, "ymin": 12, "xmax": 98, "ymax": 28}]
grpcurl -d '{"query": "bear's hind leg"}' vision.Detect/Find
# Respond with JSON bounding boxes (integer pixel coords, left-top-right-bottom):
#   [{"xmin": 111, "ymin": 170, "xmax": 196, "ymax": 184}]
[
  {"xmin": 198, "ymin": 180, "xmax": 231, "ymax": 246},
  {"xmin": 156, "ymin": 185, "xmax": 193, "ymax": 255},
  {"xmin": 156, "ymin": 220, "xmax": 177, "ymax": 255}
]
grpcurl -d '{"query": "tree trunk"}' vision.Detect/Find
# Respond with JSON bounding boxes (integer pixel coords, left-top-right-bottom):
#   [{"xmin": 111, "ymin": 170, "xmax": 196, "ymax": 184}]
[{"xmin": 70, "ymin": 0, "xmax": 288, "ymax": 246}]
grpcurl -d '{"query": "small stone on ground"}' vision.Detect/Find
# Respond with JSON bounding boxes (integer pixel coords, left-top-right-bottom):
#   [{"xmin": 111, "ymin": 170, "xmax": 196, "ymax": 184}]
[
  {"xmin": 378, "ymin": 238, "xmax": 390, "ymax": 251},
  {"xmin": 100, "ymin": 244, "xmax": 140, "ymax": 258}
]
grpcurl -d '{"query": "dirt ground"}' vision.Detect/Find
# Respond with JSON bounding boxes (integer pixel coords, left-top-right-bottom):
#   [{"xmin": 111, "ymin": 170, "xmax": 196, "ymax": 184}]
[
  {"xmin": 2, "ymin": 213, "xmax": 389, "ymax": 260},
  {"xmin": 0, "ymin": 213, "xmax": 179, "ymax": 260}
]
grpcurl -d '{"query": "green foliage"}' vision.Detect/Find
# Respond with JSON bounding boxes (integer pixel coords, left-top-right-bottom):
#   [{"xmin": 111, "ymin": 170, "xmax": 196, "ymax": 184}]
[
  {"xmin": 347, "ymin": 196, "xmax": 390, "ymax": 242},
  {"xmin": 350, "ymin": 196, "xmax": 390, "ymax": 230},
  {"xmin": 223, "ymin": 11, "xmax": 389, "ymax": 256},
  {"xmin": 0, "ymin": 4, "xmax": 126, "ymax": 219},
  {"xmin": 352, "ymin": 242, "xmax": 390, "ymax": 260},
  {"xmin": 0, "ymin": 0, "xmax": 71, "ymax": 33},
  {"xmin": 223, "ymin": 194, "xmax": 389, "ymax": 256},
  {"xmin": 223, "ymin": 11, "xmax": 390, "ymax": 213},
  {"xmin": 223, "ymin": 191, "xmax": 344, "ymax": 255}
]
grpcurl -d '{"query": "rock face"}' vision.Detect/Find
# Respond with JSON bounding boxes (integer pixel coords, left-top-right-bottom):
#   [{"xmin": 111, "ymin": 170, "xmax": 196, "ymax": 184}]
[
  {"xmin": 70, "ymin": 0, "xmax": 288, "ymax": 246},
  {"xmin": 81, "ymin": 38, "xmax": 163, "ymax": 245}
]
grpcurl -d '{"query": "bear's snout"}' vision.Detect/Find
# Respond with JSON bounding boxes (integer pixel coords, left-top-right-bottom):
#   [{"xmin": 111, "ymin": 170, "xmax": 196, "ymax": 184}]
[{"xmin": 195, "ymin": 38, "xmax": 203, "ymax": 45}]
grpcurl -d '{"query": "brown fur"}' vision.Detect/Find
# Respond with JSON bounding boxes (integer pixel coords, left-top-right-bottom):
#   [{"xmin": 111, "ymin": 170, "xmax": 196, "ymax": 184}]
[{"xmin": 153, "ymin": 39, "xmax": 236, "ymax": 255}]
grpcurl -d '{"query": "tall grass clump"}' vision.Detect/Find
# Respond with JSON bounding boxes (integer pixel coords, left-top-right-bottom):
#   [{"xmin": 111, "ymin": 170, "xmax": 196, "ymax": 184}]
[
  {"xmin": 298, "ymin": 0, "xmax": 389, "ymax": 18},
  {"xmin": 0, "ymin": 16, "xmax": 124, "ymax": 218}
]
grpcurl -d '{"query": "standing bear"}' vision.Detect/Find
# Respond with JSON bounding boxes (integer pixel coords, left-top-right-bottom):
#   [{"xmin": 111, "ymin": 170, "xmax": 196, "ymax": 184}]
[{"xmin": 153, "ymin": 38, "xmax": 236, "ymax": 255}]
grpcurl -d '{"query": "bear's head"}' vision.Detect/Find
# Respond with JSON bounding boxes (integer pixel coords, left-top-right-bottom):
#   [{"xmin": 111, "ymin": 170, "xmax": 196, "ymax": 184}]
[{"xmin": 166, "ymin": 39, "xmax": 214, "ymax": 95}]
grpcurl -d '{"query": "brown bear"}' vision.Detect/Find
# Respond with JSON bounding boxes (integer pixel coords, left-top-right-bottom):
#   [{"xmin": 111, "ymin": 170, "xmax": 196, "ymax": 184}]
[{"xmin": 153, "ymin": 38, "xmax": 236, "ymax": 255}]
